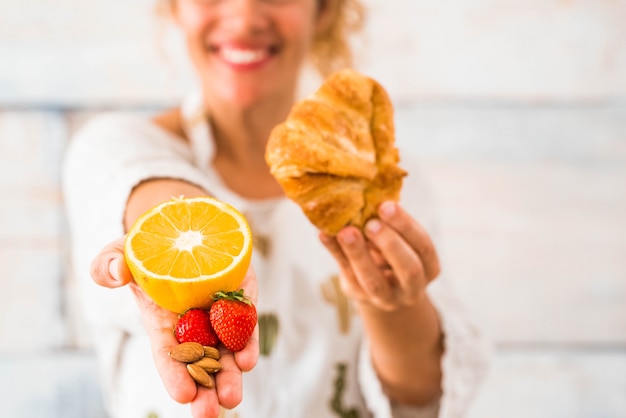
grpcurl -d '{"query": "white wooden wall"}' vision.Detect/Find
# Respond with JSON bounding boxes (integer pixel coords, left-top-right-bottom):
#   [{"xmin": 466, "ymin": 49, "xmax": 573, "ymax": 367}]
[{"xmin": 1, "ymin": 0, "xmax": 625, "ymax": 417}]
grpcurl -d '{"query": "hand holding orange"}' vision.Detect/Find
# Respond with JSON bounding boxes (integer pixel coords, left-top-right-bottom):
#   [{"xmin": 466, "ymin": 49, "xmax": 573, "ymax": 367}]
[{"xmin": 124, "ymin": 196, "xmax": 253, "ymax": 313}]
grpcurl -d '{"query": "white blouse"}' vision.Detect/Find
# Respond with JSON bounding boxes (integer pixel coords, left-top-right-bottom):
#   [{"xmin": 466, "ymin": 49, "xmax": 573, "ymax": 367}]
[{"xmin": 62, "ymin": 94, "xmax": 490, "ymax": 418}]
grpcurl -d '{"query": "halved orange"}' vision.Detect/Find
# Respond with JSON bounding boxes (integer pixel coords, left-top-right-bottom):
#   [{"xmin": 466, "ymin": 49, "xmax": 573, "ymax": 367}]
[{"xmin": 124, "ymin": 196, "xmax": 252, "ymax": 313}]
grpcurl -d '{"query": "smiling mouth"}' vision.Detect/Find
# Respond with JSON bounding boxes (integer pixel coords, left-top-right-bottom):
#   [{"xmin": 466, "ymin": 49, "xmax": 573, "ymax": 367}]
[{"xmin": 219, "ymin": 47, "xmax": 273, "ymax": 65}]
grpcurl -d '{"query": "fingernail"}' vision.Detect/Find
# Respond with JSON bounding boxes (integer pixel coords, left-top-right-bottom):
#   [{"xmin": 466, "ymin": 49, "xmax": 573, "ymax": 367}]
[
  {"xmin": 339, "ymin": 229, "xmax": 356, "ymax": 244},
  {"xmin": 319, "ymin": 233, "xmax": 332, "ymax": 245},
  {"xmin": 380, "ymin": 201, "xmax": 396, "ymax": 219},
  {"xmin": 109, "ymin": 258, "xmax": 121, "ymax": 282},
  {"xmin": 366, "ymin": 219, "xmax": 382, "ymax": 234}
]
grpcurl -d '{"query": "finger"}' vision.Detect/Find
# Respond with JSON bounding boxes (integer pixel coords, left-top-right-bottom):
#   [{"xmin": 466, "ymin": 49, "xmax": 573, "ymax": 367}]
[
  {"xmin": 214, "ymin": 348, "xmax": 243, "ymax": 410},
  {"xmin": 319, "ymin": 233, "xmax": 350, "ymax": 271},
  {"xmin": 234, "ymin": 323, "xmax": 259, "ymax": 372},
  {"xmin": 319, "ymin": 232, "xmax": 365, "ymax": 298},
  {"xmin": 336, "ymin": 226, "xmax": 394, "ymax": 304},
  {"xmin": 90, "ymin": 236, "xmax": 133, "ymax": 288},
  {"xmin": 129, "ymin": 284, "xmax": 199, "ymax": 404},
  {"xmin": 234, "ymin": 267, "xmax": 259, "ymax": 372},
  {"xmin": 366, "ymin": 243, "xmax": 390, "ymax": 269},
  {"xmin": 378, "ymin": 201, "xmax": 441, "ymax": 281},
  {"xmin": 364, "ymin": 218, "xmax": 425, "ymax": 298},
  {"xmin": 190, "ymin": 387, "xmax": 221, "ymax": 418}
]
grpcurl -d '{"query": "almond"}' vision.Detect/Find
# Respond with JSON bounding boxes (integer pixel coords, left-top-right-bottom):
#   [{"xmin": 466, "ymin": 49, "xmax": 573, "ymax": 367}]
[
  {"xmin": 193, "ymin": 357, "xmax": 222, "ymax": 374},
  {"xmin": 203, "ymin": 345, "xmax": 221, "ymax": 360},
  {"xmin": 169, "ymin": 342, "xmax": 205, "ymax": 363},
  {"xmin": 187, "ymin": 364, "xmax": 215, "ymax": 389}
]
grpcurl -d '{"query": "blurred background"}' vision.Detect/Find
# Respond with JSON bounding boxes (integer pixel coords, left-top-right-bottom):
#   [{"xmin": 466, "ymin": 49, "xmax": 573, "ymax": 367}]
[{"xmin": 1, "ymin": 0, "xmax": 625, "ymax": 417}]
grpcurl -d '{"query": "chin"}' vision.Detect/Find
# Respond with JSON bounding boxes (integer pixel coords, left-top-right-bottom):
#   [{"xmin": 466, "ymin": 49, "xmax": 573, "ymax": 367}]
[
  {"xmin": 222, "ymin": 85, "xmax": 269, "ymax": 109},
  {"xmin": 209, "ymin": 75, "xmax": 288, "ymax": 109}
]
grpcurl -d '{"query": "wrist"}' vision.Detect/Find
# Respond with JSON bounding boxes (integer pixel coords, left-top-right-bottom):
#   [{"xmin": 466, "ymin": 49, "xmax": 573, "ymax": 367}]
[
  {"xmin": 355, "ymin": 287, "xmax": 431, "ymax": 316},
  {"xmin": 358, "ymin": 292, "xmax": 444, "ymax": 405}
]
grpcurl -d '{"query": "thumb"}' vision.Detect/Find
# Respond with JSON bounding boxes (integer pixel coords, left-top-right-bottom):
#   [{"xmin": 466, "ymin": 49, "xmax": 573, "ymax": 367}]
[{"xmin": 90, "ymin": 235, "xmax": 133, "ymax": 288}]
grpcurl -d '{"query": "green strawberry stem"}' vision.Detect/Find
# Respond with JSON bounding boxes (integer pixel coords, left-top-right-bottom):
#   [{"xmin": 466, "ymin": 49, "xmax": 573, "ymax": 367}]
[{"xmin": 212, "ymin": 289, "xmax": 252, "ymax": 305}]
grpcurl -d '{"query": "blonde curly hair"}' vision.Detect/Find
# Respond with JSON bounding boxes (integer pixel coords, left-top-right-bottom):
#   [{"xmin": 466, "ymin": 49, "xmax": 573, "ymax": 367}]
[
  {"xmin": 311, "ymin": 0, "xmax": 366, "ymax": 76},
  {"xmin": 155, "ymin": 0, "xmax": 365, "ymax": 77}
]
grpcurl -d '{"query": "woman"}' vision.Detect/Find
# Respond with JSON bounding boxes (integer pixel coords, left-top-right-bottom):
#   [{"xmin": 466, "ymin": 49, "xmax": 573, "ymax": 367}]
[{"xmin": 63, "ymin": 0, "xmax": 489, "ymax": 417}]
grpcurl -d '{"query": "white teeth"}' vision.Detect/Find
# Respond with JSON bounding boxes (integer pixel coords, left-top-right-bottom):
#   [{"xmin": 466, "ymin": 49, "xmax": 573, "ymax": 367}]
[{"xmin": 221, "ymin": 48, "xmax": 267, "ymax": 64}]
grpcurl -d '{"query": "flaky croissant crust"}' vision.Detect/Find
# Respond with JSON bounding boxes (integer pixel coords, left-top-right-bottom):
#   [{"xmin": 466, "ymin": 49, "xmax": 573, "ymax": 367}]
[{"xmin": 265, "ymin": 69, "xmax": 407, "ymax": 235}]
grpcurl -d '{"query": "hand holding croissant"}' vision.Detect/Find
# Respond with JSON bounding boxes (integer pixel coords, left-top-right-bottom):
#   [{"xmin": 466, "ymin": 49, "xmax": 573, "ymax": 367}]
[{"xmin": 266, "ymin": 70, "xmax": 444, "ymax": 404}]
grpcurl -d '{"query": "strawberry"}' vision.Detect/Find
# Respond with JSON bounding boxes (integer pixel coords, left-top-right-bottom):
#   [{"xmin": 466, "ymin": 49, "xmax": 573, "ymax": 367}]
[
  {"xmin": 174, "ymin": 308, "xmax": 219, "ymax": 347},
  {"xmin": 209, "ymin": 290, "xmax": 257, "ymax": 352}
]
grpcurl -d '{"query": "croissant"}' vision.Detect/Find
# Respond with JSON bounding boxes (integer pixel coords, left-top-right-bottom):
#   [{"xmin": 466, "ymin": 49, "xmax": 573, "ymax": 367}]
[{"xmin": 265, "ymin": 69, "xmax": 407, "ymax": 235}]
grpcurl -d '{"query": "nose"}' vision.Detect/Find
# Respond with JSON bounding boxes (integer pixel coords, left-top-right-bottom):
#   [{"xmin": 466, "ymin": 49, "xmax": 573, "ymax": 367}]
[{"xmin": 219, "ymin": 0, "xmax": 269, "ymax": 32}]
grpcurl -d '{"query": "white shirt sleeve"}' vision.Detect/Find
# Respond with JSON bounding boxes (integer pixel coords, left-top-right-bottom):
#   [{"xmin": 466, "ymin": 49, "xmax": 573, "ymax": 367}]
[{"xmin": 356, "ymin": 154, "xmax": 491, "ymax": 418}]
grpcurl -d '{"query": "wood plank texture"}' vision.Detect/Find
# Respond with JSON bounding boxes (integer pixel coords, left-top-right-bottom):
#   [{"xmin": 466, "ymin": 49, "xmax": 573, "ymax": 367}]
[
  {"xmin": 0, "ymin": 0, "xmax": 625, "ymax": 105},
  {"xmin": 468, "ymin": 350, "xmax": 626, "ymax": 418},
  {"xmin": 394, "ymin": 105, "xmax": 626, "ymax": 344},
  {"xmin": 0, "ymin": 352, "xmax": 107, "ymax": 418},
  {"xmin": 0, "ymin": 112, "xmax": 68, "ymax": 351}
]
